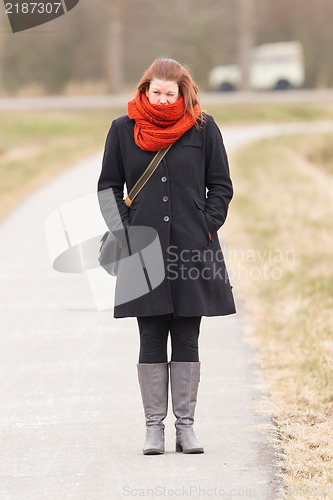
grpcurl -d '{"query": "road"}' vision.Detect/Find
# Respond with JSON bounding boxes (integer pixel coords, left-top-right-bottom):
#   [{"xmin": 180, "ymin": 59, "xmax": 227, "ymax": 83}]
[
  {"xmin": 1, "ymin": 89, "xmax": 333, "ymax": 110},
  {"xmin": 1, "ymin": 120, "xmax": 333, "ymax": 499}
]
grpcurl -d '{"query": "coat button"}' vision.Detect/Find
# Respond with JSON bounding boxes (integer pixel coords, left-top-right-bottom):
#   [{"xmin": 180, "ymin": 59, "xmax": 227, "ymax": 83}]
[
  {"xmin": 163, "ymin": 216, "xmax": 170, "ymax": 222},
  {"xmin": 162, "ymin": 196, "xmax": 168, "ymax": 202},
  {"xmin": 161, "ymin": 176, "xmax": 167, "ymax": 182}
]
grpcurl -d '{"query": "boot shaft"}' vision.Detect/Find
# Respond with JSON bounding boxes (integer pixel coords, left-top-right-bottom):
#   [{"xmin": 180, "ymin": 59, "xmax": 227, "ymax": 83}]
[
  {"xmin": 169, "ymin": 361, "xmax": 204, "ymax": 453},
  {"xmin": 137, "ymin": 362, "xmax": 169, "ymax": 427},
  {"xmin": 169, "ymin": 361, "xmax": 201, "ymax": 427}
]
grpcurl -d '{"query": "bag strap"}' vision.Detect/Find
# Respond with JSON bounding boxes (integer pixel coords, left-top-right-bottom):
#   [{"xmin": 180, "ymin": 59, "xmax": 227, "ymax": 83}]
[{"xmin": 124, "ymin": 144, "xmax": 172, "ymax": 207}]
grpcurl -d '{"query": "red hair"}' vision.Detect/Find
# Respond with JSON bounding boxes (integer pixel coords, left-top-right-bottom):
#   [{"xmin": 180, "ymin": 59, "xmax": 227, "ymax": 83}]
[{"xmin": 137, "ymin": 58, "xmax": 204, "ymax": 128}]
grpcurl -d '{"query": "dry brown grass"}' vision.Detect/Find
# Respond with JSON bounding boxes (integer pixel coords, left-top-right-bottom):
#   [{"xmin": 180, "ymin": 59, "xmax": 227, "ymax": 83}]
[{"xmin": 222, "ymin": 133, "xmax": 333, "ymax": 497}]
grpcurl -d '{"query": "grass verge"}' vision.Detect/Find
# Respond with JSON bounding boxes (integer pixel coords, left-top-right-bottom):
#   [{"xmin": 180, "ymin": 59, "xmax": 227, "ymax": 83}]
[
  {"xmin": 204, "ymin": 101, "xmax": 333, "ymax": 125},
  {"xmin": 222, "ymin": 133, "xmax": 333, "ymax": 497},
  {"xmin": 0, "ymin": 108, "xmax": 124, "ymax": 222}
]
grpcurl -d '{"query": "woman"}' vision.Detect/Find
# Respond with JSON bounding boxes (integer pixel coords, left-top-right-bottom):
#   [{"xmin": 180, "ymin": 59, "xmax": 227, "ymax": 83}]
[{"xmin": 97, "ymin": 58, "xmax": 236, "ymax": 455}]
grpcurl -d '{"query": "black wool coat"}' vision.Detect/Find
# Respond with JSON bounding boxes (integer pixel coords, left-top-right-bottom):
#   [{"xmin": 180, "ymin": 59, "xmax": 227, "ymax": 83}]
[{"xmin": 97, "ymin": 113, "xmax": 236, "ymax": 318}]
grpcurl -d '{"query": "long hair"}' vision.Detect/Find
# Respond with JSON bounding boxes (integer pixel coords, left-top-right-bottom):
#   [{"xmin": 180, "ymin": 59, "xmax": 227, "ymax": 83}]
[{"xmin": 137, "ymin": 58, "xmax": 205, "ymax": 128}]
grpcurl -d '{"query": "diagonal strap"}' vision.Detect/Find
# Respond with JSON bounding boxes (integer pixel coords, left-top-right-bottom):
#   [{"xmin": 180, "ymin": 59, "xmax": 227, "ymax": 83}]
[{"xmin": 124, "ymin": 144, "xmax": 172, "ymax": 207}]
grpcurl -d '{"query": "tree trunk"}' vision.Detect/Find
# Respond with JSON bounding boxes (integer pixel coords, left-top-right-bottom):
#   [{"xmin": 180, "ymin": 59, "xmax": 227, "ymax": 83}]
[
  {"xmin": 107, "ymin": 1, "xmax": 124, "ymax": 94},
  {"xmin": 238, "ymin": 0, "xmax": 255, "ymax": 91}
]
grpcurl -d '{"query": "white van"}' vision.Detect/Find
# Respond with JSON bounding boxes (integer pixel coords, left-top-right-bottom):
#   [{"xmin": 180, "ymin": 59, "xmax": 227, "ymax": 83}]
[{"xmin": 209, "ymin": 41, "xmax": 305, "ymax": 91}]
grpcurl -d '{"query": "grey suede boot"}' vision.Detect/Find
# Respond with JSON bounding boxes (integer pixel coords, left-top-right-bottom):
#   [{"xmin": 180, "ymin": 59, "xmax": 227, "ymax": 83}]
[
  {"xmin": 170, "ymin": 361, "xmax": 204, "ymax": 454},
  {"xmin": 137, "ymin": 362, "xmax": 169, "ymax": 455}
]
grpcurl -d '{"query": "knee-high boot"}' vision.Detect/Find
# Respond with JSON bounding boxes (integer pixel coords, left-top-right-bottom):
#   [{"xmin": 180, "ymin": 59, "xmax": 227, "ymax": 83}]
[
  {"xmin": 137, "ymin": 362, "xmax": 169, "ymax": 455},
  {"xmin": 170, "ymin": 361, "xmax": 204, "ymax": 454}
]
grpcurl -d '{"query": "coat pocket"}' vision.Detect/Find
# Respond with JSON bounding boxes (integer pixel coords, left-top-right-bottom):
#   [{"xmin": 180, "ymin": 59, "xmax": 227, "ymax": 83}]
[
  {"xmin": 193, "ymin": 197, "xmax": 213, "ymax": 244},
  {"xmin": 193, "ymin": 197, "xmax": 206, "ymax": 212}
]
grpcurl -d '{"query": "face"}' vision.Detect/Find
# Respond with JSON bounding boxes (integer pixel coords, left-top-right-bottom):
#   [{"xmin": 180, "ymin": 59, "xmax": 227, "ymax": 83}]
[{"xmin": 146, "ymin": 78, "xmax": 180, "ymax": 105}]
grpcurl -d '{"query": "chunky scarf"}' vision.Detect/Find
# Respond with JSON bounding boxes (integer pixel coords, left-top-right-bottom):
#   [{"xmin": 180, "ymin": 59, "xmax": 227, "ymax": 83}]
[{"xmin": 127, "ymin": 92, "xmax": 201, "ymax": 151}]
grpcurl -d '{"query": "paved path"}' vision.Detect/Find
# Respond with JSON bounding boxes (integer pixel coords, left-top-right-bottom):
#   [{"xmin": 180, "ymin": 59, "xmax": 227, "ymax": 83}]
[{"xmin": 1, "ymin": 121, "xmax": 333, "ymax": 499}]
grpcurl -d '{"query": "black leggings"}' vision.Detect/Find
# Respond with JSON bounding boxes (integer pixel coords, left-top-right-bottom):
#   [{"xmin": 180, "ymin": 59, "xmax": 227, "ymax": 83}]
[{"xmin": 137, "ymin": 313, "xmax": 201, "ymax": 364}]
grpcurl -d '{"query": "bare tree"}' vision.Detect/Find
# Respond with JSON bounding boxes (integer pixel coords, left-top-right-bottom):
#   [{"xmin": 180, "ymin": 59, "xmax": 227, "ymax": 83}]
[{"xmin": 107, "ymin": 0, "xmax": 124, "ymax": 93}]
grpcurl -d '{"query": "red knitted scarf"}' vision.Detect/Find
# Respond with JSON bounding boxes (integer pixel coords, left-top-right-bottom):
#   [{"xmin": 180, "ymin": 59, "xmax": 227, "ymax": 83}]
[{"xmin": 127, "ymin": 92, "xmax": 201, "ymax": 151}]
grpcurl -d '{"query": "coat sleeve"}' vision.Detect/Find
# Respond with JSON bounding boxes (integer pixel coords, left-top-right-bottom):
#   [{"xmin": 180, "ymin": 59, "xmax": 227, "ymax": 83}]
[
  {"xmin": 97, "ymin": 119, "xmax": 130, "ymax": 237},
  {"xmin": 204, "ymin": 115, "xmax": 233, "ymax": 233}
]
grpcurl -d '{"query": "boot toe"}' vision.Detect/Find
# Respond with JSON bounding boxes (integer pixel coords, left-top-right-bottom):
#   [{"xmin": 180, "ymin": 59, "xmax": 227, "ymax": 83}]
[
  {"xmin": 143, "ymin": 426, "xmax": 165, "ymax": 455},
  {"xmin": 143, "ymin": 448, "xmax": 164, "ymax": 455},
  {"xmin": 176, "ymin": 427, "xmax": 204, "ymax": 453}
]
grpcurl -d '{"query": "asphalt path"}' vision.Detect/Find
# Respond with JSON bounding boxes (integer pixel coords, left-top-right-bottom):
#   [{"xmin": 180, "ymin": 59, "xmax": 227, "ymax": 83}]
[{"xmin": 1, "ymin": 120, "xmax": 333, "ymax": 499}]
